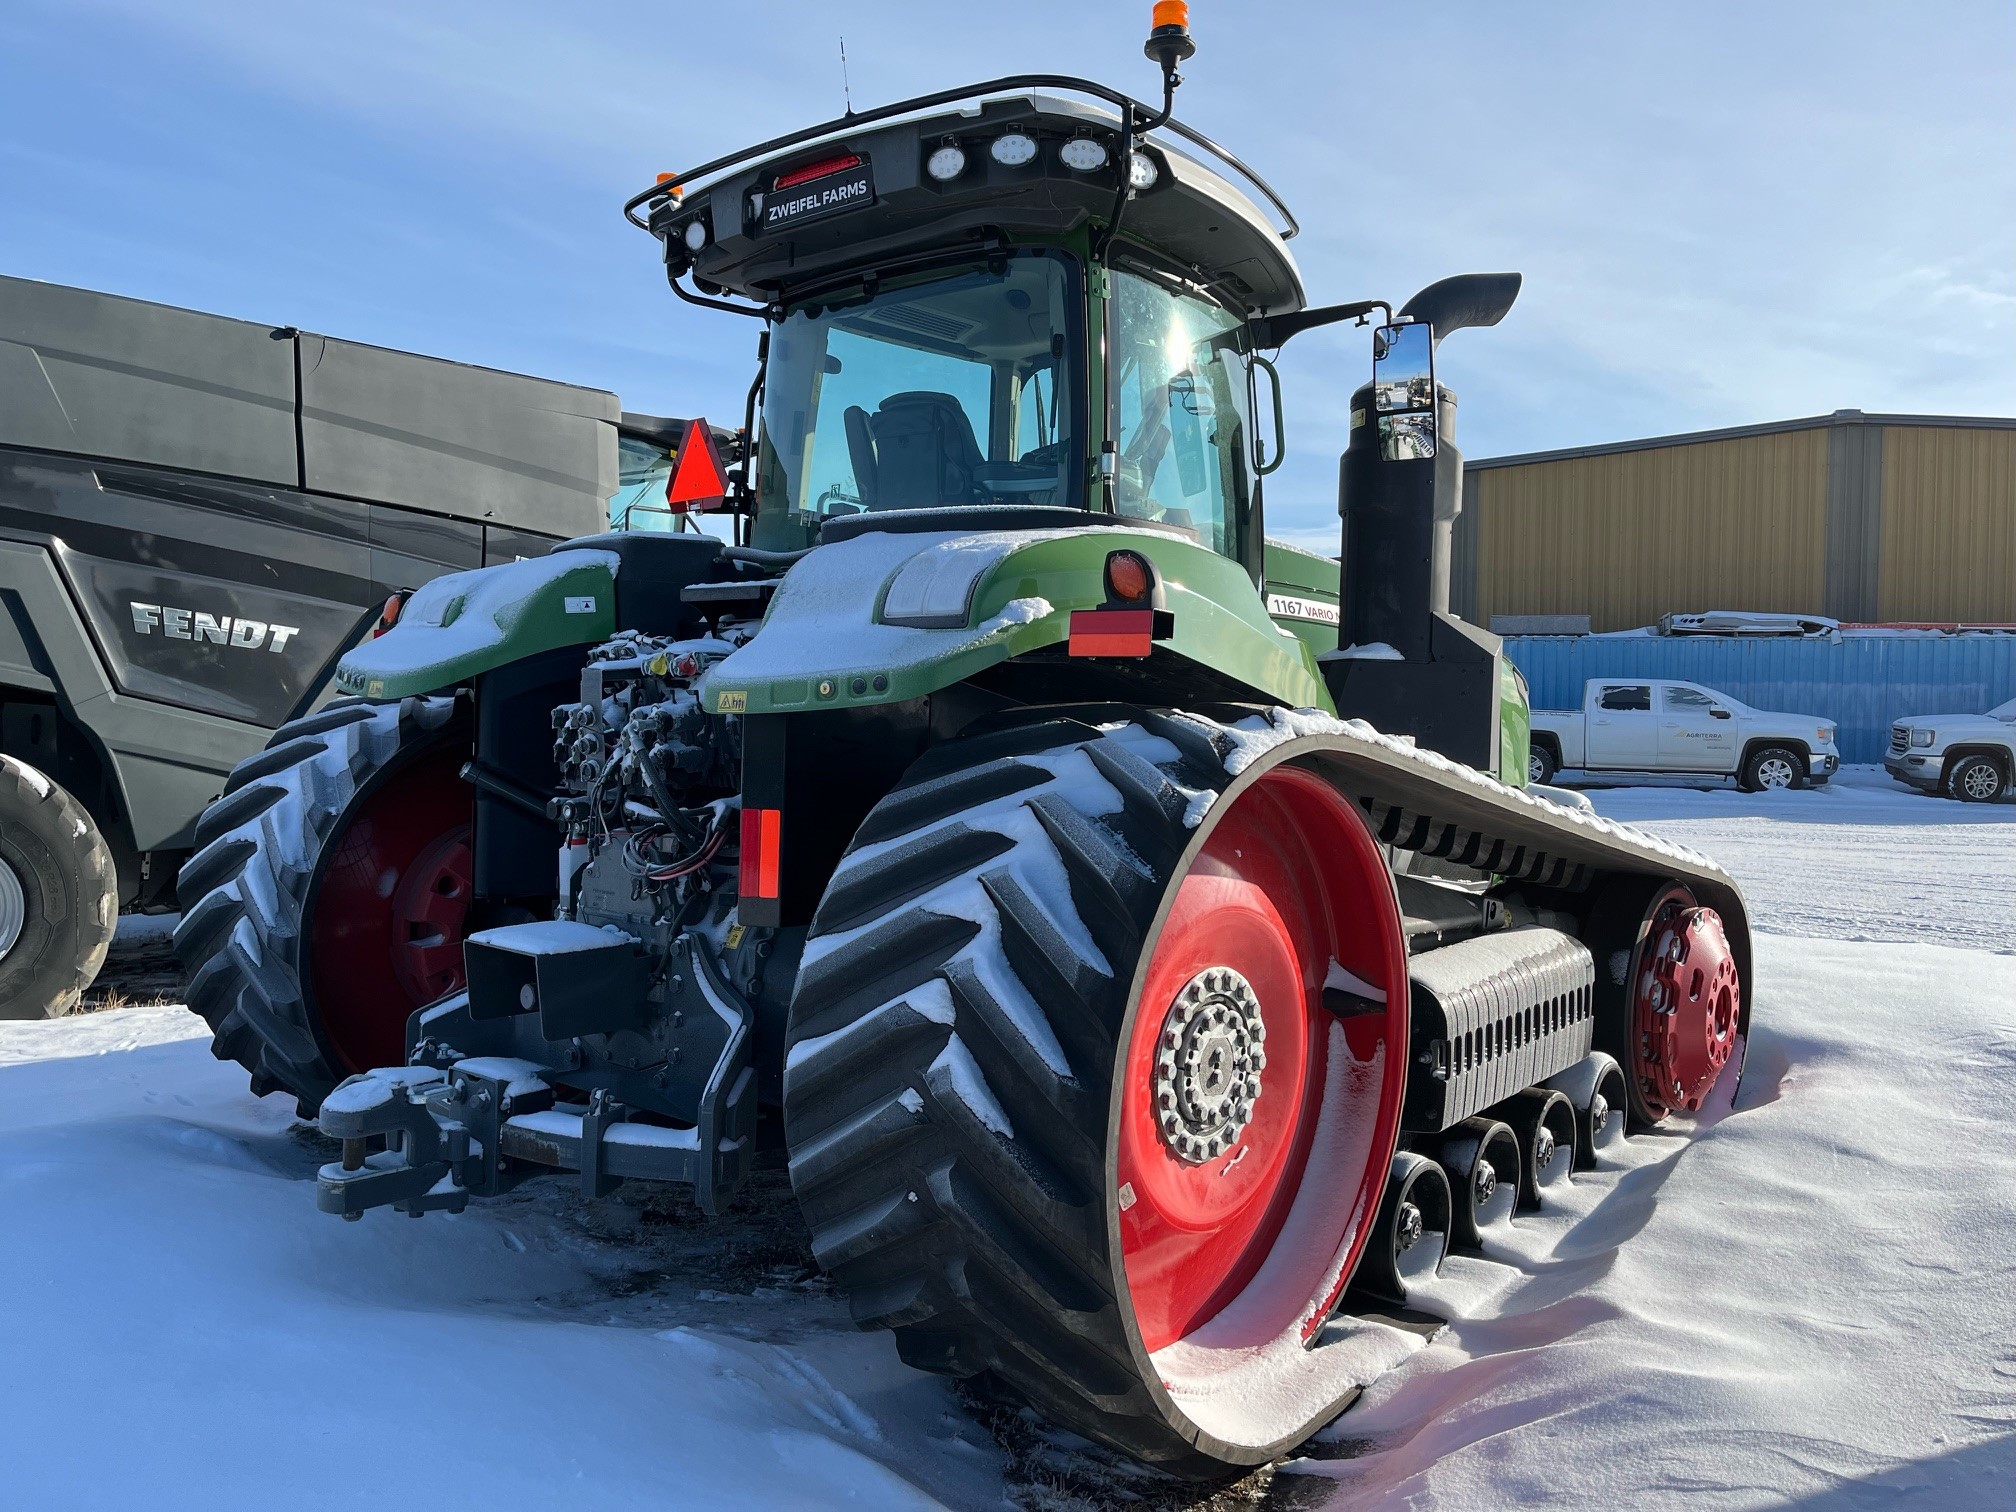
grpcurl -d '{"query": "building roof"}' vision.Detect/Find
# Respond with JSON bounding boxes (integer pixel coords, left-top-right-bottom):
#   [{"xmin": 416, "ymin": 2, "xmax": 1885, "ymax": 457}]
[{"xmin": 1471, "ymin": 408, "xmax": 2016, "ymax": 471}]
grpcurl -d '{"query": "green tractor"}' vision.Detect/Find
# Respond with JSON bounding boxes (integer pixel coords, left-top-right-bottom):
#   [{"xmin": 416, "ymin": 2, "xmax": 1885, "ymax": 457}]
[{"xmin": 174, "ymin": 9, "xmax": 1751, "ymax": 1476}]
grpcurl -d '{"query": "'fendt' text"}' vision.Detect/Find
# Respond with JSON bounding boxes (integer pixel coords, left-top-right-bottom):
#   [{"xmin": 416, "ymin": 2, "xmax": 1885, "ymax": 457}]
[{"xmin": 130, "ymin": 602, "xmax": 300, "ymax": 652}]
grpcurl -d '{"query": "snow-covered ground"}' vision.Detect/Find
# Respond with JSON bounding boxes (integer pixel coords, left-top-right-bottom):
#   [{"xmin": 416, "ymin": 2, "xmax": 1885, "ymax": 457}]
[{"xmin": 2, "ymin": 769, "xmax": 2011, "ymax": 1508}]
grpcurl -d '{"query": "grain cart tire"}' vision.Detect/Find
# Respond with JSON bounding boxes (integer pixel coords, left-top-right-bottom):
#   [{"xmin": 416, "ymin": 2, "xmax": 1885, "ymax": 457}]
[
  {"xmin": 1739, "ymin": 744, "xmax": 1804, "ymax": 792},
  {"xmin": 783, "ymin": 713, "xmax": 1410, "ymax": 1475},
  {"xmin": 1947, "ymin": 753, "xmax": 2007, "ymax": 804},
  {"xmin": 0, "ymin": 755, "xmax": 117, "ymax": 1020},
  {"xmin": 173, "ymin": 697, "xmax": 473, "ymax": 1116}
]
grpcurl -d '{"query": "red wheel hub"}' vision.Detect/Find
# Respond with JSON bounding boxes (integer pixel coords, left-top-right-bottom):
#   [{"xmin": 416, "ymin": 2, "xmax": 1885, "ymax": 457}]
[
  {"xmin": 1632, "ymin": 899, "xmax": 1740, "ymax": 1118},
  {"xmin": 1116, "ymin": 765, "xmax": 1407, "ymax": 1355},
  {"xmin": 308, "ymin": 745, "xmax": 475, "ymax": 1074}
]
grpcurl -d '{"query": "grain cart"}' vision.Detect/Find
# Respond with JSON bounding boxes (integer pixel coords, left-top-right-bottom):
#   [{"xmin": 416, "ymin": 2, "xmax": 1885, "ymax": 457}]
[
  {"xmin": 175, "ymin": 7, "xmax": 1752, "ymax": 1474},
  {"xmin": 0, "ymin": 275, "xmax": 620, "ymax": 1019}
]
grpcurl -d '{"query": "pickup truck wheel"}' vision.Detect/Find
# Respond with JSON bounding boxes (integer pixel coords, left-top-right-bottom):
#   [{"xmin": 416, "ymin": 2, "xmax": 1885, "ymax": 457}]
[
  {"xmin": 1948, "ymin": 754, "xmax": 2007, "ymax": 803},
  {"xmin": 1740, "ymin": 745, "xmax": 1803, "ymax": 793},
  {"xmin": 1527, "ymin": 743, "xmax": 1559, "ymax": 786}
]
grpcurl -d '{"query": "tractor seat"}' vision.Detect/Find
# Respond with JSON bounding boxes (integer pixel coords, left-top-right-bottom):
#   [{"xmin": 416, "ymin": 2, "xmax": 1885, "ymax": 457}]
[{"xmin": 866, "ymin": 391, "xmax": 985, "ymax": 510}]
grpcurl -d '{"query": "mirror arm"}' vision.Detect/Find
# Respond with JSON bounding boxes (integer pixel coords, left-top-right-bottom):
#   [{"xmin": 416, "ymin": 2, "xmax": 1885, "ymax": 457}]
[{"xmin": 1249, "ymin": 298, "xmax": 1390, "ymax": 351}]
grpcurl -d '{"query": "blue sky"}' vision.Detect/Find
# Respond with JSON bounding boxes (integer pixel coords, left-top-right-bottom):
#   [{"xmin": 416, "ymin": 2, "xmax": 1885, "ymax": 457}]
[{"xmin": 4, "ymin": 0, "xmax": 2011, "ymax": 552}]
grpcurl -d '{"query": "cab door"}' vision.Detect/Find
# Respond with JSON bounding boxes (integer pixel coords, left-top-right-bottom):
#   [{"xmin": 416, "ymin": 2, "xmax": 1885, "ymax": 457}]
[
  {"xmin": 1586, "ymin": 682, "xmax": 1657, "ymax": 767},
  {"xmin": 1658, "ymin": 682, "xmax": 1738, "ymax": 772}
]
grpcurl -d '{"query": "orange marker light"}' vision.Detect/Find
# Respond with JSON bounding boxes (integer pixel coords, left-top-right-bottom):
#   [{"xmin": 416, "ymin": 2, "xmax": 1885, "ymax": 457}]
[
  {"xmin": 1152, "ymin": 1, "xmax": 1190, "ymax": 27},
  {"xmin": 1105, "ymin": 550, "xmax": 1153, "ymax": 604},
  {"xmin": 369, "ymin": 591, "xmax": 406, "ymax": 639}
]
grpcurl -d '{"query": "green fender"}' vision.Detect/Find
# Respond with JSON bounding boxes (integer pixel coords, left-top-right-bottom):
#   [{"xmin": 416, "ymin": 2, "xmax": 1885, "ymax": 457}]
[
  {"xmin": 1259, "ymin": 537, "xmax": 1343, "ymax": 660},
  {"xmin": 704, "ymin": 527, "xmax": 1333, "ymax": 716},
  {"xmin": 332, "ymin": 549, "xmax": 620, "ymax": 699}
]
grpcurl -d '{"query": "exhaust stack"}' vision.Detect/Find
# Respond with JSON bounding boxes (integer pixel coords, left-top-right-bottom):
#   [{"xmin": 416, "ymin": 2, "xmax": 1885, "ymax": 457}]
[{"xmin": 1322, "ymin": 274, "xmax": 1522, "ymax": 774}]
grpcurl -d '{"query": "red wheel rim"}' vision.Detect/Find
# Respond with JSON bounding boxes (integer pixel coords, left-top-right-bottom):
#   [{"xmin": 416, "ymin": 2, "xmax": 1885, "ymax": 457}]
[
  {"xmin": 1631, "ymin": 894, "xmax": 1740, "ymax": 1118},
  {"xmin": 1116, "ymin": 764, "xmax": 1407, "ymax": 1355},
  {"xmin": 308, "ymin": 744, "xmax": 475, "ymax": 1074}
]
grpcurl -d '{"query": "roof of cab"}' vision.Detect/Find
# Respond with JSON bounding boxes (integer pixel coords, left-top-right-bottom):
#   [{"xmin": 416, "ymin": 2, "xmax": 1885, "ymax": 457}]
[{"xmin": 642, "ymin": 83, "xmax": 1306, "ymax": 318}]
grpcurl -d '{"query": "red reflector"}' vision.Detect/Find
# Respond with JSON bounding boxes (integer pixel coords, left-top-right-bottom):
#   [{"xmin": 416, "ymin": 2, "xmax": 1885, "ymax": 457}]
[
  {"xmin": 666, "ymin": 418, "xmax": 729, "ymax": 511},
  {"xmin": 739, "ymin": 807, "xmax": 782, "ymax": 900},
  {"xmin": 773, "ymin": 153, "xmax": 861, "ymax": 190},
  {"xmin": 1068, "ymin": 608, "xmax": 1155, "ymax": 658}
]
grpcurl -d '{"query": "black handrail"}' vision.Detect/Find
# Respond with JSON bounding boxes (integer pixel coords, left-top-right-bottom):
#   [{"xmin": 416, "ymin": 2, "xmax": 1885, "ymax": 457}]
[{"xmin": 621, "ymin": 73, "xmax": 1298, "ymax": 241}]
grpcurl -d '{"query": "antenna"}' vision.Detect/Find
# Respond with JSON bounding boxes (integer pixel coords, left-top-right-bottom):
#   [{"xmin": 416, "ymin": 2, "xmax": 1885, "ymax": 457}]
[{"xmin": 839, "ymin": 36, "xmax": 853, "ymax": 116}]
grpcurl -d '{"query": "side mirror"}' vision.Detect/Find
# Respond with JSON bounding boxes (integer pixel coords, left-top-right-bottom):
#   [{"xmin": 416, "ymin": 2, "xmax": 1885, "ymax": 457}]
[
  {"xmin": 1711, "ymin": 708, "xmax": 1732, "ymax": 720},
  {"xmin": 1373, "ymin": 321, "xmax": 1436, "ymax": 459}
]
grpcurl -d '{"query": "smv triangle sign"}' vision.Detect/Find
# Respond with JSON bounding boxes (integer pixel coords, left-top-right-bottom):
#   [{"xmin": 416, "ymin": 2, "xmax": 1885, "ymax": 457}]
[{"xmin": 665, "ymin": 419, "xmax": 729, "ymax": 511}]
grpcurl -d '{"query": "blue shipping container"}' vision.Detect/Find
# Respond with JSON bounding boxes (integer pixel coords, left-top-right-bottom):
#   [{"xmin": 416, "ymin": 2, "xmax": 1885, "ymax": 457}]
[{"xmin": 1503, "ymin": 635, "xmax": 2016, "ymax": 764}]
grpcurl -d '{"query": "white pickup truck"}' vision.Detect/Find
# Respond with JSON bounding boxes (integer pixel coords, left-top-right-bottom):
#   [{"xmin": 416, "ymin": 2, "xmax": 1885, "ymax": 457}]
[
  {"xmin": 1884, "ymin": 696, "xmax": 2015, "ymax": 802},
  {"xmin": 1529, "ymin": 678, "xmax": 1839, "ymax": 790}
]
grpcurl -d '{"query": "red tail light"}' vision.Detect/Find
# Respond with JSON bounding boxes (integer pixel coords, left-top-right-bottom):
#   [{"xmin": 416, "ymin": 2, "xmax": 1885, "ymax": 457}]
[{"xmin": 739, "ymin": 806, "xmax": 781, "ymax": 900}]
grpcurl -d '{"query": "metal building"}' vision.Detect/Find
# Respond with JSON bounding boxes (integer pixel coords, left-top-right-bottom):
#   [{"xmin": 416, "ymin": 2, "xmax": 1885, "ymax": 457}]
[{"xmin": 1452, "ymin": 410, "xmax": 2016, "ymax": 632}]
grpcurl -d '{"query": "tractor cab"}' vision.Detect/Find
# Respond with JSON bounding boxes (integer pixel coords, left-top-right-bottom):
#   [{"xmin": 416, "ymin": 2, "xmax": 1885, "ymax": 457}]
[{"xmin": 628, "ymin": 76, "xmax": 1309, "ymax": 568}]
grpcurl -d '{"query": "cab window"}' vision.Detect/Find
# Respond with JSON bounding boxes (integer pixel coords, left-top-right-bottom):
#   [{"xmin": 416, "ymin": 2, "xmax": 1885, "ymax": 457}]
[
  {"xmin": 1108, "ymin": 269, "xmax": 1253, "ymax": 559},
  {"xmin": 1598, "ymin": 684, "xmax": 1652, "ymax": 712},
  {"xmin": 750, "ymin": 251, "xmax": 1082, "ymax": 552},
  {"xmin": 1663, "ymin": 686, "xmax": 1716, "ymax": 711}
]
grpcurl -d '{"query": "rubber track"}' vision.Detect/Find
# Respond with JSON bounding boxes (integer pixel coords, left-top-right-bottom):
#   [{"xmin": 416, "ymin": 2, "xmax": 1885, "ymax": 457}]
[
  {"xmin": 782, "ymin": 714, "xmax": 1240, "ymax": 1469},
  {"xmin": 172, "ymin": 696, "xmax": 462, "ymax": 1117}
]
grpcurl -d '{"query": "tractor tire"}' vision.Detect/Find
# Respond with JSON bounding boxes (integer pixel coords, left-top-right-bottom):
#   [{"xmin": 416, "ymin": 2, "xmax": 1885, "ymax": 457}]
[
  {"xmin": 1527, "ymin": 741, "xmax": 1559, "ymax": 787},
  {"xmin": 0, "ymin": 755, "xmax": 117, "ymax": 1020},
  {"xmin": 782, "ymin": 712, "xmax": 1411, "ymax": 1475},
  {"xmin": 1947, "ymin": 753, "xmax": 2007, "ymax": 804},
  {"xmin": 173, "ymin": 697, "xmax": 475, "ymax": 1116},
  {"xmin": 1739, "ymin": 744, "xmax": 1804, "ymax": 793}
]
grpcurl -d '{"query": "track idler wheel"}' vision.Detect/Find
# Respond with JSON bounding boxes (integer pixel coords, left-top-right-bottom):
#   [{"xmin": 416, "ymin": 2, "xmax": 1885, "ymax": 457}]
[
  {"xmin": 1500, "ymin": 1087, "xmax": 1577, "ymax": 1210},
  {"xmin": 1547, "ymin": 1052, "xmax": 1630, "ymax": 1170},
  {"xmin": 1434, "ymin": 1116, "xmax": 1520, "ymax": 1249},
  {"xmin": 1347, "ymin": 1151, "xmax": 1451, "ymax": 1306},
  {"xmin": 1633, "ymin": 898, "xmax": 1740, "ymax": 1121}
]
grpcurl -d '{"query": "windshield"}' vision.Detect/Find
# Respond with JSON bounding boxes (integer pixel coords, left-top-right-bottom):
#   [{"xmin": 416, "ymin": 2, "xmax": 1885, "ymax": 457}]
[
  {"xmin": 751, "ymin": 251, "xmax": 1081, "ymax": 551},
  {"xmin": 1108, "ymin": 268, "xmax": 1254, "ymax": 557},
  {"xmin": 608, "ymin": 436, "xmax": 675, "ymax": 531}
]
